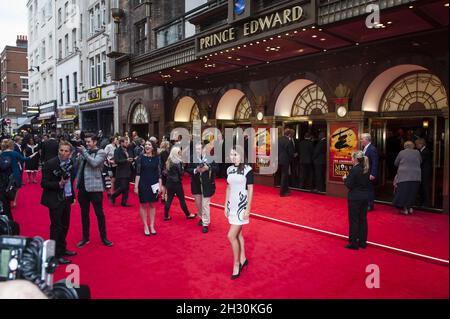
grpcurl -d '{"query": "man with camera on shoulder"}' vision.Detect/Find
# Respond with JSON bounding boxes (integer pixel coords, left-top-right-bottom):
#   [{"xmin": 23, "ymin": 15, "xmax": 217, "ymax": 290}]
[
  {"xmin": 76, "ymin": 134, "xmax": 112, "ymax": 248},
  {"xmin": 40, "ymin": 140, "xmax": 76, "ymax": 265}
]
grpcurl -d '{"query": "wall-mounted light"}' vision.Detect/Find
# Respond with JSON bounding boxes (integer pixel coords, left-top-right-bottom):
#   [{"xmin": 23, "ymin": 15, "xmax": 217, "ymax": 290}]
[
  {"xmin": 202, "ymin": 115, "xmax": 208, "ymax": 123},
  {"xmin": 257, "ymin": 112, "xmax": 264, "ymax": 121},
  {"xmin": 308, "ymin": 120, "xmax": 313, "ymax": 126},
  {"xmin": 423, "ymin": 120, "xmax": 429, "ymax": 128}
]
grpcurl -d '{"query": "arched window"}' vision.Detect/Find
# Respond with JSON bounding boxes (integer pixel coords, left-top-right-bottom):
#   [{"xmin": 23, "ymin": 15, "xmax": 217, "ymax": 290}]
[
  {"xmin": 131, "ymin": 103, "xmax": 149, "ymax": 124},
  {"xmin": 235, "ymin": 97, "xmax": 252, "ymax": 120},
  {"xmin": 382, "ymin": 72, "xmax": 448, "ymax": 112},
  {"xmin": 292, "ymin": 84, "xmax": 328, "ymax": 116},
  {"xmin": 190, "ymin": 103, "xmax": 200, "ymax": 121}
]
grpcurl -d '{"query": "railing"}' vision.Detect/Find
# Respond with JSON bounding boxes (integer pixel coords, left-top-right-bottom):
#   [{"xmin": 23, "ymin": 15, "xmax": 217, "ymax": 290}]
[{"xmin": 154, "ymin": 0, "xmax": 227, "ymax": 49}]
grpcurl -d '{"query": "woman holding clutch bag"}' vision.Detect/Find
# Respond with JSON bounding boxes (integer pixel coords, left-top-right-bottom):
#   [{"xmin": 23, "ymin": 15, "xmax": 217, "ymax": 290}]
[{"xmin": 134, "ymin": 140, "xmax": 162, "ymax": 236}]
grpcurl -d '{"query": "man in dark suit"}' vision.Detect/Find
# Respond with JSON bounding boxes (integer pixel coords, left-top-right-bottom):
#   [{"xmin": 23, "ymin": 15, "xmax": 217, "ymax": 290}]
[
  {"xmin": 313, "ymin": 132, "xmax": 327, "ymax": 192},
  {"xmin": 299, "ymin": 132, "xmax": 314, "ymax": 190},
  {"xmin": 41, "ymin": 133, "xmax": 60, "ymax": 163},
  {"xmin": 40, "ymin": 140, "xmax": 77, "ymax": 264},
  {"xmin": 110, "ymin": 137, "xmax": 134, "ymax": 207},
  {"xmin": 278, "ymin": 129, "xmax": 295, "ymax": 196},
  {"xmin": 415, "ymin": 138, "xmax": 432, "ymax": 207},
  {"xmin": 361, "ymin": 133, "xmax": 379, "ymax": 211}
]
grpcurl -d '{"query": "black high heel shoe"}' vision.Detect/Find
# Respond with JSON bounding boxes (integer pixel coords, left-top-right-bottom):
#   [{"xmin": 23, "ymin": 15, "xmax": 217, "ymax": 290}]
[
  {"xmin": 231, "ymin": 265, "xmax": 241, "ymax": 280},
  {"xmin": 240, "ymin": 259, "xmax": 248, "ymax": 271}
]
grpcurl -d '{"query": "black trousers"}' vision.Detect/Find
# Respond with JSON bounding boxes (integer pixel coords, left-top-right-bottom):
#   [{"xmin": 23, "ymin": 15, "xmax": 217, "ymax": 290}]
[
  {"xmin": 78, "ymin": 188, "xmax": 107, "ymax": 240},
  {"xmin": 348, "ymin": 199, "xmax": 368, "ymax": 246},
  {"xmin": 314, "ymin": 163, "xmax": 326, "ymax": 192},
  {"xmin": 300, "ymin": 163, "xmax": 313, "ymax": 189},
  {"xmin": 279, "ymin": 164, "xmax": 290, "ymax": 195},
  {"xmin": 419, "ymin": 176, "xmax": 431, "ymax": 207},
  {"xmin": 164, "ymin": 182, "xmax": 190, "ymax": 218},
  {"xmin": 49, "ymin": 200, "xmax": 71, "ymax": 257},
  {"xmin": 112, "ymin": 177, "xmax": 130, "ymax": 205}
]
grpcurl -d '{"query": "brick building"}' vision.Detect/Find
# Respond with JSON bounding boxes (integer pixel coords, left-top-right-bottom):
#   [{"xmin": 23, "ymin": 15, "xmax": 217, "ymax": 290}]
[{"xmin": 0, "ymin": 36, "xmax": 29, "ymax": 135}]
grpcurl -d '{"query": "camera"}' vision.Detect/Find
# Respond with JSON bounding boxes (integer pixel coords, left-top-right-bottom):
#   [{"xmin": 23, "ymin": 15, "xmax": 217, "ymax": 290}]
[
  {"xmin": 53, "ymin": 161, "xmax": 73, "ymax": 180},
  {"xmin": 0, "ymin": 236, "xmax": 90, "ymax": 299}
]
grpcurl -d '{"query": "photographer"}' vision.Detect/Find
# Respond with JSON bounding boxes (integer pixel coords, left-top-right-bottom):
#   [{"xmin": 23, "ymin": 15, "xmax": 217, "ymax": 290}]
[
  {"xmin": 40, "ymin": 141, "xmax": 76, "ymax": 264},
  {"xmin": 76, "ymin": 134, "xmax": 112, "ymax": 248}
]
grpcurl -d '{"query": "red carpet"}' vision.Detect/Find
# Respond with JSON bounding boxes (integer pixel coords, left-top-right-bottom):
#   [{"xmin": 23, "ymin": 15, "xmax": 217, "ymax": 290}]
[{"xmin": 10, "ymin": 174, "xmax": 449, "ymax": 299}]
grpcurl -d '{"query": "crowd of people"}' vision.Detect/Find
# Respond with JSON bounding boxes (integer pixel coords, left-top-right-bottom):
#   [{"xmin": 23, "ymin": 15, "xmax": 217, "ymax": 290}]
[
  {"xmin": 0, "ymin": 127, "xmax": 435, "ymax": 276},
  {"xmin": 0, "ymin": 129, "xmax": 253, "ymax": 280}
]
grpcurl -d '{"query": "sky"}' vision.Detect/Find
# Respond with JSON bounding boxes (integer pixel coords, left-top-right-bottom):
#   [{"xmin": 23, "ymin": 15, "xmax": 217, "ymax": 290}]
[{"xmin": 0, "ymin": 0, "xmax": 28, "ymax": 50}]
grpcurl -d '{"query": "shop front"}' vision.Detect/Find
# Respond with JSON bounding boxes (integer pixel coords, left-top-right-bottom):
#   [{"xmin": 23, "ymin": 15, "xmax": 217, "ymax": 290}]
[
  {"xmin": 57, "ymin": 107, "xmax": 79, "ymax": 133},
  {"xmin": 37, "ymin": 101, "xmax": 57, "ymax": 134},
  {"xmin": 80, "ymin": 88, "xmax": 115, "ymax": 136}
]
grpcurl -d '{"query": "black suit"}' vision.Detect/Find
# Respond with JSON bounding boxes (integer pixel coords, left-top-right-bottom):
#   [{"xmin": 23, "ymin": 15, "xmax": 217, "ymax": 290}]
[
  {"xmin": 278, "ymin": 135, "xmax": 295, "ymax": 195},
  {"xmin": 186, "ymin": 156, "xmax": 218, "ymax": 198},
  {"xmin": 313, "ymin": 138, "xmax": 327, "ymax": 192},
  {"xmin": 419, "ymin": 147, "xmax": 432, "ymax": 207},
  {"xmin": 111, "ymin": 147, "xmax": 132, "ymax": 205},
  {"xmin": 344, "ymin": 164, "xmax": 369, "ymax": 247},
  {"xmin": 40, "ymin": 157, "xmax": 75, "ymax": 257},
  {"xmin": 299, "ymin": 138, "xmax": 314, "ymax": 189},
  {"xmin": 41, "ymin": 139, "xmax": 60, "ymax": 163}
]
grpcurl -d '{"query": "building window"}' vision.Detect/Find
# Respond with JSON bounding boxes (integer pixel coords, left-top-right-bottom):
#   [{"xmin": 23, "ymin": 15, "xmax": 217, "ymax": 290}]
[
  {"xmin": 190, "ymin": 104, "xmax": 200, "ymax": 122},
  {"xmin": 135, "ymin": 21, "xmax": 148, "ymax": 55},
  {"xmin": 41, "ymin": 8, "xmax": 46, "ymax": 26},
  {"xmin": 64, "ymin": 34, "xmax": 69, "ymax": 56},
  {"xmin": 89, "ymin": 9, "xmax": 94, "ymax": 34},
  {"xmin": 72, "ymin": 29, "xmax": 77, "ymax": 51},
  {"xmin": 102, "ymin": 52, "xmax": 107, "ymax": 83},
  {"xmin": 96, "ymin": 54, "xmax": 101, "ymax": 86},
  {"xmin": 48, "ymin": 34, "xmax": 53, "ymax": 57},
  {"xmin": 90, "ymin": 57, "xmax": 95, "ymax": 87},
  {"xmin": 382, "ymin": 72, "xmax": 448, "ymax": 111},
  {"xmin": 66, "ymin": 76, "xmax": 70, "ymax": 104},
  {"xmin": 71, "ymin": 0, "xmax": 76, "ymax": 15},
  {"xmin": 95, "ymin": 4, "xmax": 101, "ymax": 30},
  {"xmin": 22, "ymin": 100, "xmax": 29, "ymax": 115},
  {"xmin": 73, "ymin": 72, "xmax": 78, "ymax": 102},
  {"xmin": 35, "ymin": 49, "xmax": 39, "ymax": 66},
  {"xmin": 42, "ymin": 77, "xmax": 46, "ymax": 101},
  {"xmin": 58, "ymin": 8, "xmax": 62, "ymax": 26},
  {"xmin": 235, "ymin": 97, "xmax": 252, "ymax": 120},
  {"xmin": 292, "ymin": 84, "xmax": 328, "ymax": 116},
  {"xmin": 101, "ymin": 0, "xmax": 106, "ymax": 25},
  {"xmin": 49, "ymin": 74, "xmax": 53, "ymax": 99},
  {"xmin": 132, "ymin": 103, "xmax": 149, "ymax": 124},
  {"xmin": 21, "ymin": 78, "xmax": 29, "ymax": 91},
  {"xmin": 47, "ymin": 0, "xmax": 53, "ymax": 19},
  {"xmin": 41, "ymin": 40, "xmax": 46, "ymax": 62},
  {"xmin": 64, "ymin": 2, "xmax": 69, "ymax": 21},
  {"xmin": 59, "ymin": 79, "xmax": 63, "ymax": 106},
  {"xmin": 58, "ymin": 39, "xmax": 62, "ymax": 59}
]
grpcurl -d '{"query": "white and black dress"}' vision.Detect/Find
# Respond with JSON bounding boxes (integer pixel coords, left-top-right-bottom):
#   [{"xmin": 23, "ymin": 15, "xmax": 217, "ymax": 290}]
[
  {"xmin": 24, "ymin": 144, "xmax": 40, "ymax": 172},
  {"xmin": 226, "ymin": 164, "xmax": 254, "ymax": 225}
]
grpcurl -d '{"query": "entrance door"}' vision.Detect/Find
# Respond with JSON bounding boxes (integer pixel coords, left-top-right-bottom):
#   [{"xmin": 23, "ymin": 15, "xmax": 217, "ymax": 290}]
[
  {"xmin": 131, "ymin": 124, "xmax": 149, "ymax": 139},
  {"xmin": 283, "ymin": 120, "xmax": 327, "ymax": 190},
  {"xmin": 370, "ymin": 116, "xmax": 445, "ymax": 210}
]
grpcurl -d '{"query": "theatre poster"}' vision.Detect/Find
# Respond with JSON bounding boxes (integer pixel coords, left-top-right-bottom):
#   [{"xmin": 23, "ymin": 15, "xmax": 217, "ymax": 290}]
[
  {"xmin": 329, "ymin": 122, "xmax": 359, "ymax": 183},
  {"xmin": 254, "ymin": 126, "xmax": 272, "ymax": 174}
]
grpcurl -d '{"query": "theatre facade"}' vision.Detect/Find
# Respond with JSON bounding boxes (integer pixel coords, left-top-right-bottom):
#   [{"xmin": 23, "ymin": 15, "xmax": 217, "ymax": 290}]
[{"xmin": 111, "ymin": 0, "xmax": 449, "ymax": 212}]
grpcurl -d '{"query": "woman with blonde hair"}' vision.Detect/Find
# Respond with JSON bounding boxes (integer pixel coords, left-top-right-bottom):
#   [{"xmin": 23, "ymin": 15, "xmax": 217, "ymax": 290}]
[
  {"xmin": 343, "ymin": 151, "xmax": 370, "ymax": 250},
  {"xmin": 163, "ymin": 146, "xmax": 196, "ymax": 221},
  {"xmin": 393, "ymin": 141, "xmax": 422, "ymax": 215}
]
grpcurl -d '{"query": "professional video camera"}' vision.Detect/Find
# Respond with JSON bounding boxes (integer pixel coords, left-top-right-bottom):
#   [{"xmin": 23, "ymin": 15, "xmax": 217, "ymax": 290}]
[
  {"xmin": 53, "ymin": 161, "xmax": 73, "ymax": 180},
  {"xmin": 0, "ymin": 236, "xmax": 90, "ymax": 299}
]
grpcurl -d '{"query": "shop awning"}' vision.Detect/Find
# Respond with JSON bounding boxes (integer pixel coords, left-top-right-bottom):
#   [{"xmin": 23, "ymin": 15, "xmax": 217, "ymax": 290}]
[
  {"xmin": 38, "ymin": 112, "xmax": 55, "ymax": 121},
  {"xmin": 57, "ymin": 116, "xmax": 78, "ymax": 123},
  {"xmin": 17, "ymin": 116, "xmax": 38, "ymax": 130}
]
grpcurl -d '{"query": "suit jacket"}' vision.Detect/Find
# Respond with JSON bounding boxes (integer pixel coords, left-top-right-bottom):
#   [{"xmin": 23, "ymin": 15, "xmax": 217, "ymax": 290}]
[
  {"xmin": 114, "ymin": 146, "xmax": 132, "ymax": 179},
  {"xmin": 186, "ymin": 156, "xmax": 218, "ymax": 198},
  {"xmin": 344, "ymin": 163, "xmax": 369, "ymax": 201},
  {"xmin": 41, "ymin": 139, "xmax": 60, "ymax": 163},
  {"xmin": 394, "ymin": 148, "xmax": 422, "ymax": 183},
  {"xmin": 420, "ymin": 147, "xmax": 432, "ymax": 182},
  {"xmin": 364, "ymin": 143, "xmax": 379, "ymax": 178},
  {"xmin": 299, "ymin": 139, "xmax": 314, "ymax": 164},
  {"xmin": 76, "ymin": 148, "xmax": 107, "ymax": 192},
  {"xmin": 40, "ymin": 157, "xmax": 75, "ymax": 209},
  {"xmin": 278, "ymin": 135, "xmax": 294, "ymax": 166},
  {"xmin": 313, "ymin": 138, "xmax": 327, "ymax": 165}
]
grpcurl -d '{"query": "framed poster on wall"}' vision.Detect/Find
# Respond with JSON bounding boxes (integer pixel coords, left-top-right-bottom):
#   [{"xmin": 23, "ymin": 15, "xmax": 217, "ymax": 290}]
[
  {"xmin": 329, "ymin": 122, "xmax": 359, "ymax": 183},
  {"xmin": 254, "ymin": 126, "xmax": 272, "ymax": 174}
]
